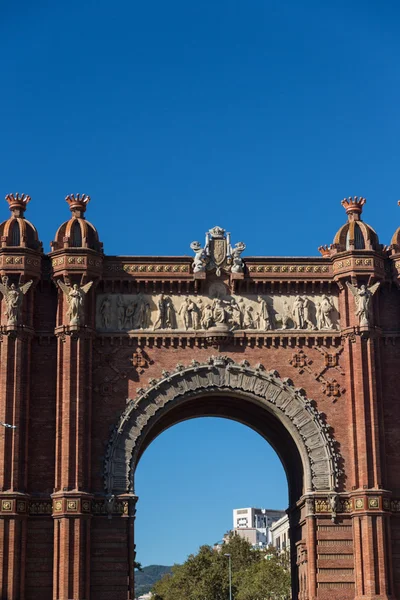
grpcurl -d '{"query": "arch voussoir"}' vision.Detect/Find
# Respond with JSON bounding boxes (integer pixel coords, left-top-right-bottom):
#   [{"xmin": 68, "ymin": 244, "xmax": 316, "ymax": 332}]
[{"xmin": 104, "ymin": 356, "xmax": 342, "ymax": 496}]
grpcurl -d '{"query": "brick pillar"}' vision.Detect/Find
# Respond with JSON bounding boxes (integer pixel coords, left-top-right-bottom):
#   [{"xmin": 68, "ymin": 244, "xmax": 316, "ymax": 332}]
[
  {"xmin": 340, "ymin": 281, "xmax": 393, "ymax": 598},
  {"xmin": 0, "ymin": 329, "xmax": 33, "ymax": 600},
  {"xmin": 353, "ymin": 502, "xmax": 394, "ymax": 600},
  {"xmin": 52, "ymin": 329, "xmax": 94, "ymax": 600},
  {"xmin": 305, "ymin": 498, "xmax": 317, "ymax": 600}
]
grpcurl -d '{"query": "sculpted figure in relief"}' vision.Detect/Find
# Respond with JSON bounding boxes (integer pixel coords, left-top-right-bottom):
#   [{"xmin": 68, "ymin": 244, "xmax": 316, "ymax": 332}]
[
  {"xmin": 229, "ymin": 299, "xmax": 242, "ymax": 329},
  {"xmin": 303, "ymin": 297, "xmax": 316, "ymax": 330},
  {"xmin": 57, "ymin": 281, "xmax": 93, "ymax": 326},
  {"xmin": 212, "ymin": 297, "xmax": 228, "ymax": 325},
  {"xmin": 100, "ymin": 296, "xmax": 112, "ymax": 329},
  {"xmin": 179, "ymin": 297, "xmax": 191, "ymax": 330},
  {"xmin": 134, "ymin": 295, "xmax": 151, "ymax": 330},
  {"xmin": 0, "ymin": 277, "xmax": 33, "ymax": 326},
  {"xmin": 243, "ymin": 304, "xmax": 255, "ymax": 329},
  {"xmin": 189, "ymin": 299, "xmax": 200, "ymax": 330},
  {"xmin": 277, "ymin": 300, "xmax": 292, "ymax": 330},
  {"xmin": 292, "ymin": 296, "xmax": 304, "ymax": 329},
  {"xmin": 153, "ymin": 294, "xmax": 176, "ymax": 330},
  {"xmin": 256, "ymin": 296, "xmax": 272, "ymax": 330},
  {"xmin": 346, "ymin": 282, "xmax": 380, "ymax": 327},
  {"xmin": 200, "ymin": 301, "xmax": 213, "ymax": 330},
  {"xmin": 124, "ymin": 300, "xmax": 136, "ymax": 329},
  {"xmin": 179, "ymin": 297, "xmax": 200, "ymax": 330},
  {"xmin": 316, "ymin": 295, "xmax": 336, "ymax": 330},
  {"xmin": 117, "ymin": 296, "xmax": 125, "ymax": 330}
]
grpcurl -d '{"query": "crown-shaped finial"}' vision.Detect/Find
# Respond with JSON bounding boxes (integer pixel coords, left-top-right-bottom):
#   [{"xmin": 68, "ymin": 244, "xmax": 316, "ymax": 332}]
[
  {"xmin": 341, "ymin": 196, "xmax": 366, "ymax": 221},
  {"xmin": 65, "ymin": 194, "xmax": 90, "ymax": 218},
  {"xmin": 318, "ymin": 245, "xmax": 331, "ymax": 257},
  {"xmin": 5, "ymin": 193, "xmax": 31, "ymax": 217}
]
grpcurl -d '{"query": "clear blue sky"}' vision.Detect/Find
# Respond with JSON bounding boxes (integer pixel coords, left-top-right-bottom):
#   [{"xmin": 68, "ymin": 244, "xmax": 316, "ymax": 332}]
[{"xmin": 2, "ymin": 0, "xmax": 400, "ymax": 566}]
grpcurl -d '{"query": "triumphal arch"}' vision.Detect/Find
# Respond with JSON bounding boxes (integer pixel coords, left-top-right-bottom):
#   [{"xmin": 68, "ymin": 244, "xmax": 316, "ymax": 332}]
[{"xmin": 0, "ymin": 192, "xmax": 399, "ymax": 599}]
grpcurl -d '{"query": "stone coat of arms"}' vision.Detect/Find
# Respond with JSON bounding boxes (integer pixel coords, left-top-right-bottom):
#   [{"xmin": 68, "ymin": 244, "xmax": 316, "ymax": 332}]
[{"xmin": 190, "ymin": 226, "xmax": 246, "ymax": 276}]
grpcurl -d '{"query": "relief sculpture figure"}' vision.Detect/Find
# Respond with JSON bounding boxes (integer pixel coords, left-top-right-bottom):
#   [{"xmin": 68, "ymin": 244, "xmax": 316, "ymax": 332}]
[
  {"xmin": 229, "ymin": 299, "xmax": 242, "ymax": 329},
  {"xmin": 134, "ymin": 295, "xmax": 151, "ymax": 330},
  {"xmin": 200, "ymin": 302, "xmax": 213, "ymax": 330},
  {"xmin": 212, "ymin": 298, "xmax": 229, "ymax": 325},
  {"xmin": 318, "ymin": 295, "xmax": 336, "ymax": 330},
  {"xmin": 292, "ymin": 296, "xmax": 304, "ymax": 329},
  {"xmin": 243, "ymin": 304, "xmax": 255, "ymax": 329},
  {"xmin": 124, "ymin": 300, "xmax": 136, "ymax": 329},
  {"xmin": 346, "ymin": 282, "xmax": 380, "ymax": 327},
  {"xmin": 188, "ymin": 299, "xmax": 200, "ymax": 330},
  {"xmin": 57, "ymin": 281, "xmax": 93, "ymax": 326},
  {"xmin": 117, "ymin": 295, "xmax": 125, "ymax": 331},
  {"xmin": 179, "ymin": 297, "xmax": 191, "ymax": 330},
  {"xmin": 153, "ymin": 294, "xmax": 176, "ymax": 330},
  {"xmin": 303, "ymin": 297, "xmax": 316, "ymax": 330},
  {"xmin": 0, "ymin": 277, "xmax": 33, "ymax": 326},
  {"xmin": 277, "ymin": 300, "xmax": 293, "ymax": 330},
  {"xmin": 100, "ymin": 295, "xmax": 112, "ymax": 329},
  {"xmin": 256, "ymin": 296, "xmax": 272, "ymax": 330}
]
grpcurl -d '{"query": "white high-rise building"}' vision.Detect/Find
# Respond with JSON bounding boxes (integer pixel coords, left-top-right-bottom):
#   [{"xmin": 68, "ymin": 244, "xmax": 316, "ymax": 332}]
[{"xmin": 232, "ymin": 507, "xmax": 286, "ymax": 549}]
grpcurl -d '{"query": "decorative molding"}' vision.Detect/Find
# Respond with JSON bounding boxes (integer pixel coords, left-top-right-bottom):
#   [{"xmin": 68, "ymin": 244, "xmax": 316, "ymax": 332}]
[
  {"xmin": 106, "ymin": 263, "xmax": 190, "ymax": 273},
  {"xmin": 104, "ymin": 358, "xmax": 342, "ymax": 495},
  {"xmin": 248, "ymin": 264, "xmax": 330, "ymax": 274}
]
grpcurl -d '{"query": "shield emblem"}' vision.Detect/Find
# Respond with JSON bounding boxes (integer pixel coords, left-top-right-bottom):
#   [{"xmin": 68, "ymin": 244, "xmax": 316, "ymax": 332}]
[{"xmin": 211, "ymin": 238, "xmax": 227, "ymax": 266}]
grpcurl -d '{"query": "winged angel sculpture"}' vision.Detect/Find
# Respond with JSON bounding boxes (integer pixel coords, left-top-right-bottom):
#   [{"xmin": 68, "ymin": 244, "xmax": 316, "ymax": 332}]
[
  {"xmin": 0, "ymin": 277, "xmax": 33, "ymax": 325},
  {"xmin": 57, "ymin": 281, "xmax": 93, "ymax": 326},
  {"xmin": 346, "ymin": 281, "xmax": 380, "ymax": 327}
]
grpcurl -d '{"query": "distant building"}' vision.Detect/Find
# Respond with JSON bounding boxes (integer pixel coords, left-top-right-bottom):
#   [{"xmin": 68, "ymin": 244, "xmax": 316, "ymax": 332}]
[
  {"xmin": 270, "ymin": 513, "xmax": 290, "ymax": 553},
  {"xmin": 233, "ymin": 507, "xmax": 286, "ymax": 549}
]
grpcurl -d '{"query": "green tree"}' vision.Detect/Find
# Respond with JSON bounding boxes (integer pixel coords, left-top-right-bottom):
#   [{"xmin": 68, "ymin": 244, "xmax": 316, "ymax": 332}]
[
  {"xmin": 152, "ymin": 534, "xmax": 274, "ymax": 600},
  {"xmin": 235, "ymin": 556, "xmax": 291, "ymax": 600}
]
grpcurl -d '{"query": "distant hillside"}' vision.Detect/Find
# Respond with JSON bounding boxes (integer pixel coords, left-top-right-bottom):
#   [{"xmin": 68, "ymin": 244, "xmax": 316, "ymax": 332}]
[{"xmin": 135, "ymin": 565, "xmax": 172, "ymax": 596}]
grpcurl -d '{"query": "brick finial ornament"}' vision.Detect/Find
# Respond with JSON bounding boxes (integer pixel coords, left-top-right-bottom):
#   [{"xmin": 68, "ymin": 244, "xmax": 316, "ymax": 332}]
[
  {"xmin": 65, "ymin": 193, "xmax": 90, "ymax": 218},
  {"xmin": 341, "ymin": 196, "xmax": 366, "ymax": 221},
  {"xmin": 5, "ymin": 193, "xmax": 31, "ymax": 217}
]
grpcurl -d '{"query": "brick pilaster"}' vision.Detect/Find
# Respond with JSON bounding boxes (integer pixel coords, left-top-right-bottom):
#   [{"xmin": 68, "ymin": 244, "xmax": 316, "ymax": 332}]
[
  {"xmin": 52, "ymin": 328, "xmax": 94, "ymax": 600},
  {"xmin": 0, "ymin": 328, "xmax": 33, "ymax": 600}
]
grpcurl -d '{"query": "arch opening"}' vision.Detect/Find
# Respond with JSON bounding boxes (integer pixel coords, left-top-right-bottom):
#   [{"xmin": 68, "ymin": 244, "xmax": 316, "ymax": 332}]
[
  {"xmin": 135, "ymin": 416, "xmax": 292, "ymax": 597},
  {"xmin": 105, "ymin": 357, "xmax": 340, "ymax": 499}
]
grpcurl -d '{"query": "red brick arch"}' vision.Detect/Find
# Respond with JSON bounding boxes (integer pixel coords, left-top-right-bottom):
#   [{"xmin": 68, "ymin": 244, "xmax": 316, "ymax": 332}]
[{"xmin": 105, "ymin": 356, "xmax": 341, "ymax": 500}]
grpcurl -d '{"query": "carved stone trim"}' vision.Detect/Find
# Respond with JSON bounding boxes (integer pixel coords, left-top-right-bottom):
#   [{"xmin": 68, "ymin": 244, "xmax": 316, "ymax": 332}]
[{"xmin": 104, "ymin": 358, "xmax": 342, "ymax": 495}]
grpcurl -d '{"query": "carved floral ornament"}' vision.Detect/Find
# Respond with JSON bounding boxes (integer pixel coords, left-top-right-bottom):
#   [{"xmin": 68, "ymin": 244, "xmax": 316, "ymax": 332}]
[{"xmin": 104, "ymin": 357, "xmax": 342, "ymax": 496}]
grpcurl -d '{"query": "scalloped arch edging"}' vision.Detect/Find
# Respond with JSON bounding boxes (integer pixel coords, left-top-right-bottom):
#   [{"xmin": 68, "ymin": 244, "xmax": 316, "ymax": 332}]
[{"xmin": 104, "ymin": 357, "xmax": 342, "ymax": 495}]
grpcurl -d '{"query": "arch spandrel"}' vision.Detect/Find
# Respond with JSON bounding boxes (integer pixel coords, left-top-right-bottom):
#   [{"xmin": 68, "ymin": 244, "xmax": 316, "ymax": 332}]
[{"xmin": 104, "ymin": 357, "xmax": 342, "ymax": 499}]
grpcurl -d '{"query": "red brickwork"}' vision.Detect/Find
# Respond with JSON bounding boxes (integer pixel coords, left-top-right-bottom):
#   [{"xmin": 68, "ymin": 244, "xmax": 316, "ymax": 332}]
[{"xmin": 0, "ymin": 194, "xmax": 399, "ymax": 599}]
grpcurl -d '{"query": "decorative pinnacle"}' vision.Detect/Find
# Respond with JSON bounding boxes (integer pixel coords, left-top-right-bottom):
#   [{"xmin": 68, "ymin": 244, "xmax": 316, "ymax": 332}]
[
  {"xmin": 5, "ymin": 193, "xmax": 31, "ymax": 217},
  {"xmin": 65, "ymin": 193, "xmax": 90, "ymax": 218},
  {"xmin": 341, "ymin": 196, "xmax": 366, "ymax": 221},
  {"xmin": 318, "ymin": 245, "xmax": 331, "ymax": 257}
]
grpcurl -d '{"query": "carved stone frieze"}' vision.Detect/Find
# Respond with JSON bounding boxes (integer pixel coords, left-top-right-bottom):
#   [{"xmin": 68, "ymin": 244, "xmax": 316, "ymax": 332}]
[
  {"xmin": 104, "ymin": 358, "xmax": 342, "ymax": 495},
  {"xmin": 96, "ymin": 292, "xmax": 340, "ymax": 333}
]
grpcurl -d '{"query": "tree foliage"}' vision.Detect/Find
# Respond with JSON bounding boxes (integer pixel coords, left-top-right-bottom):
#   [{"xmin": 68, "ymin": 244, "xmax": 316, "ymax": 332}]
[{"xmin": 151, "ymin": 534, "xmax": 291, "ymax": 600}]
